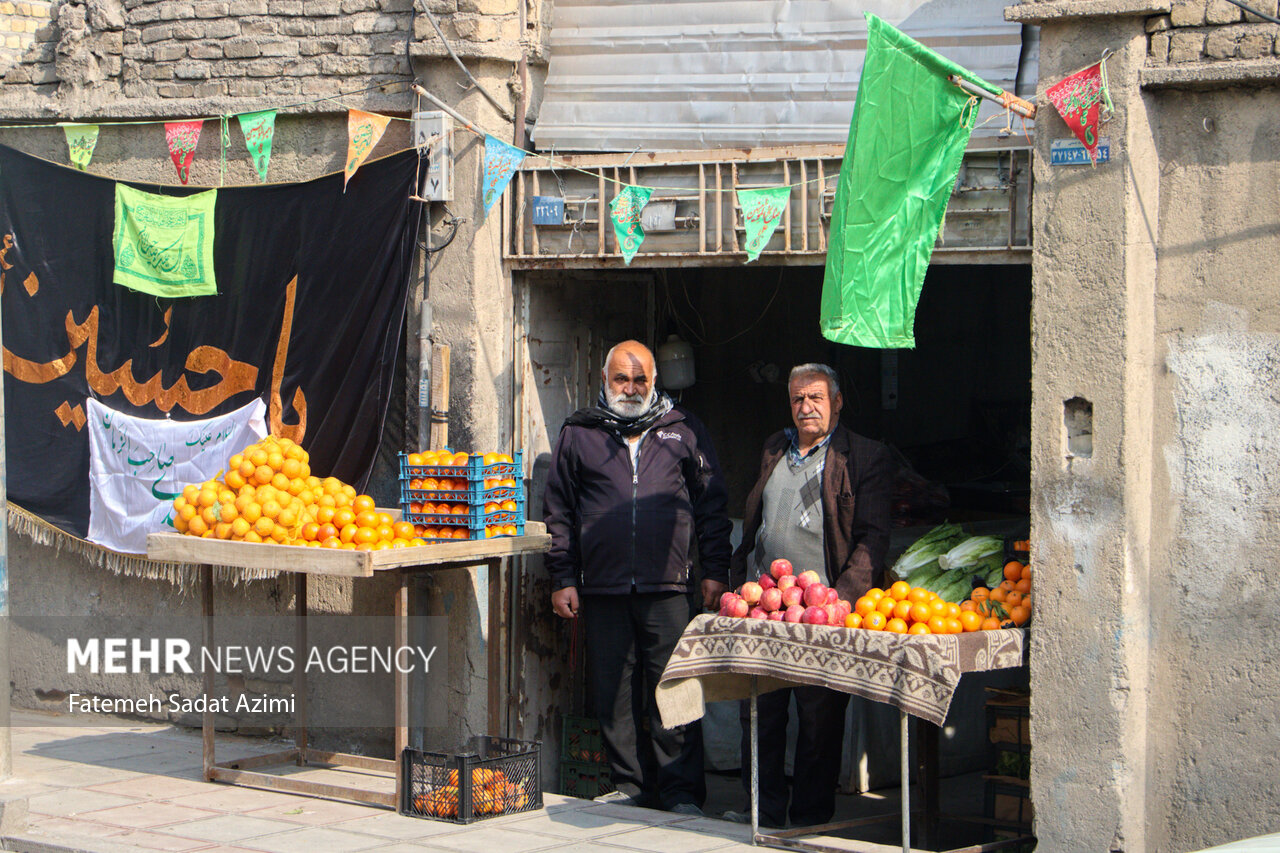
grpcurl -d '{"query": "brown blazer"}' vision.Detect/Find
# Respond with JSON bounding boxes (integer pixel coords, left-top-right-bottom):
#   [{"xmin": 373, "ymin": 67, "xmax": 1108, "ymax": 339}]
[{"xmin": 731, "ymin": 424, "xmax": 894, "ymax": 602}]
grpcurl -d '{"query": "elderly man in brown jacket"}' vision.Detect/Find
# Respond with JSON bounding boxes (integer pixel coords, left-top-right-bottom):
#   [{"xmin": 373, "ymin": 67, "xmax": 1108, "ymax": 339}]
[{"xmin": 726, "ymin": 362, "xmax": 893, "ymax": 828}]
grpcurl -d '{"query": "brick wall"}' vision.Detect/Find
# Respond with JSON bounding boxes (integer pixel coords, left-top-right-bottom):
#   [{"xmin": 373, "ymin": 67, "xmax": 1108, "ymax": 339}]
[
  {"xmin": 1148, "ymin": 0, "xmax": 1280, "ymax": 62},
  {"xmin": 0, "ymin": 0, "xmax": 536, "ymax": 106},
  {"xmin": 0, "ymin": 0, "xmax": 52, "ymax": 71}
]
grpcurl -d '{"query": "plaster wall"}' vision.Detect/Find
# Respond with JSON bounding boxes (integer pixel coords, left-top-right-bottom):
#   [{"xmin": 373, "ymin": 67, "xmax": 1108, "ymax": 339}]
[
  {"xmin": 1025, "ymin": 2, "xmax": 1280, "ymax": 850},
  {"xmin": 1144, "ymin": 85, "xmax": 1280, "ymax": 851}
]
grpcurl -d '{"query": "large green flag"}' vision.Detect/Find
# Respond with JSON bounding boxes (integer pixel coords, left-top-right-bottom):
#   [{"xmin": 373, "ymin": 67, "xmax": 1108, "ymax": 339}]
[
  {"xmin": 113, "ymin": 184, "xmax": 218, "ymax": 297},
  {"xmin": 820, "ymin": 14, "xmax": 999, "ymax": 349}
]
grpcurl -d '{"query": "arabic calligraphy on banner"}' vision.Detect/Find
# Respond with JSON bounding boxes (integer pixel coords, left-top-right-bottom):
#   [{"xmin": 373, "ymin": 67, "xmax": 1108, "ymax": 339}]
[
  {"xmin": 609, "ymin": 185, "xmax": 653, "ymax": 265},
  {"xmin": 237, "ymin": 110, "xmax": 276, "ymax": 183},
  {"xmin": 113, "ymin": 184, "xmax": 218, "ymax": 298},
  {"xmin": 344, "ymin": 109, "xmax": 390, "ymax": 190},
  {"xmin": 87, "ymin": 397, "xmax": 267, "ymax": 554},
  {"xmin": 482, "ymin": 134, "xmax": 525, "ymax": 214},
  {"xmin": 164, "ymin": 120, "xmax": 203, "ymax": 185},
  {"xmin": 0, "ymin": 143, "xmax": 420, "ymax": 539}
]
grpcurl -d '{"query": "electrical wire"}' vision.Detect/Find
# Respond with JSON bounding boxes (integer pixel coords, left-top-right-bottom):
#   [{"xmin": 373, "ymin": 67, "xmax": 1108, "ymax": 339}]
[{"xmin": 663, "ymin": 267, "xmax": 784, "ymax": 347}]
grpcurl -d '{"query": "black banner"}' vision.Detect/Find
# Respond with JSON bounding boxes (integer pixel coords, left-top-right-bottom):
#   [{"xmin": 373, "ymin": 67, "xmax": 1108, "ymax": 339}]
[{"xmin": 0, "ymin": 144, "xmax": 421, "ymax": 537}]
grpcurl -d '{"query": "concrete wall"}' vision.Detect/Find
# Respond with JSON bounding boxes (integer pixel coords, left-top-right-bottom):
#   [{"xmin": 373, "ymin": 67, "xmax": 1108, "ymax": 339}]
[
  {"xmin": 0, "ymin": 0, "xmax": 548, "ymax": 758},
  {"xmin": 1012, "ymin": 0, "xmax": 1280, "ymax": 848}
]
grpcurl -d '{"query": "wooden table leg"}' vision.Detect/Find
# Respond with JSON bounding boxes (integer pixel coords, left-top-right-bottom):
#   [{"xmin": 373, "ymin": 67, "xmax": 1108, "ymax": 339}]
[
  {"xmin": 295, "ymin": 572, "xmax": 307, "ymax": 765},
  {"xmin": 395, "ymin": 569, "xmax": 409, "ymax": 810},
  {"xmin": 202, "ymin": 564, "xmax": 214, "ymax": 781},
  {"xmin": 486, "ymin": 558, "xmax": 504, "ymax": 738}
]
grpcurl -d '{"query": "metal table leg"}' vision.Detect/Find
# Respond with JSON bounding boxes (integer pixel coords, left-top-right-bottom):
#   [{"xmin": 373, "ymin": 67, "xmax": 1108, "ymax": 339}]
[
  {"xmin": 751, "ymin": 675, "xmax": 759, "ymax": 845},
  {"xmin": 202, "ymin": 564, "xmax": 214, "ymax": 781},
  {"xmin": 900, "ymin": 709, "xmax": 910, "ymax": 853}
]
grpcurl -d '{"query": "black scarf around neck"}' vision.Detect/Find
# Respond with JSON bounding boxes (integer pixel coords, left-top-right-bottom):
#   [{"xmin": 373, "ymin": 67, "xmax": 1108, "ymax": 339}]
[{"xmin": 564, "ymin": 389, "xmax": 675, "ymax": 437}]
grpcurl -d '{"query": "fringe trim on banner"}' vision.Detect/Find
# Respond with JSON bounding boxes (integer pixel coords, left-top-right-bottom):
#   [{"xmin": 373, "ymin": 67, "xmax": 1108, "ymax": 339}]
[{"xmin": 7, "ymin": 504, "xmax": 283, "ymax": 593}]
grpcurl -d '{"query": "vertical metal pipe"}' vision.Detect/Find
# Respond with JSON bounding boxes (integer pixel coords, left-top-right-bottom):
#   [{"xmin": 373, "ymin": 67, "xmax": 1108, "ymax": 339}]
[
  {"xmin": 751, "ymin": 676, "xmax": 759, "ymax": 844},
  {"xmin": 417, "ymin": 301, "xmax": 432, "ymax": 451},
  {"xmin": 0, "ymin": 288, "xmax": 9, "ymax": 781},
  {"xmin": 901, "ymin": 709, "xmax": 911, "ymax": 853}
]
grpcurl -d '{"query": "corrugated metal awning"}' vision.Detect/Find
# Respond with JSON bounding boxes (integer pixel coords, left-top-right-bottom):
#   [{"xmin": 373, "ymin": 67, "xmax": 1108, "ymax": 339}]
[{"xmin": 533, "ymin": 0, "xmax": 1036, "ymax": 153}]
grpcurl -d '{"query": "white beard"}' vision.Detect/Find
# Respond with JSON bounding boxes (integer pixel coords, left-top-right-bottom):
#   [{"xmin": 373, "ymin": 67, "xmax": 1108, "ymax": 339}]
[{"xmin": 606, "ymin": 385, "xmax": 656, "ymax": 418}]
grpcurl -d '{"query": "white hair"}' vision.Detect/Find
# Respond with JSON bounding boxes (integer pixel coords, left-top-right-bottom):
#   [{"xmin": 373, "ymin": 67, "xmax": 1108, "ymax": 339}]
[{"xmin": 789, "ymin": 363, "xmax": 840, "ymax": 396}]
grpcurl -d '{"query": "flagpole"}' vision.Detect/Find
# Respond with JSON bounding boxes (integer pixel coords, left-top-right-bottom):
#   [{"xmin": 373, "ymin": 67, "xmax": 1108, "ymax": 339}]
[{"xmin": 947, "ymin": 75, "xmax": 1037, "ymax": 120}]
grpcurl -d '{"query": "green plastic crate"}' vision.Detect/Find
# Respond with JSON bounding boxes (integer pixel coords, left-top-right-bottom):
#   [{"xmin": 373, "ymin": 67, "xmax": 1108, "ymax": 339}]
[
  {"xmin": 559, "ymin": 758, "xmax": 612, "ymax": 799},
  {"xmin": 561, "ymin": 714, "xmax": 607, "ymax": 764}
]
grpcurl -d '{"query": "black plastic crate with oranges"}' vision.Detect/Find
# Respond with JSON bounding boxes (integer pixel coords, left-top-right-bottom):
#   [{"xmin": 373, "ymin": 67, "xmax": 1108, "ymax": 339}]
[
  {"xmin": 398, "ymin": 451, "xmax": 525, "ymax": 541},
  {"xmin": 401, "ymin": 736, "xmax": 542, "ymax": 824}
]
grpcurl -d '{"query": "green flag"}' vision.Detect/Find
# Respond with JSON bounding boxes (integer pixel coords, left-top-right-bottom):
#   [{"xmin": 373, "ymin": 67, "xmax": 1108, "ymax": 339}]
[
  {"xmin": 113, "ymin": 184, "xmax": 218, "ymax": 298},
  {"xmin": 237, "ymin": 110, "xmax": 276, "ymax": 182},
  {"xmin": 63, "ymin": 124, "xmax": 99, "ymax": 171},
  {"xmin": 610, "ymin": 185, "xmax": 653, "ymax": 265},
  {"xmin": 736, "ymin": 186, "xmax": 790, "ymax": 263},
  {"xmin": 820, "ymin": 14, "xmax": 998, "ymax": 349}
]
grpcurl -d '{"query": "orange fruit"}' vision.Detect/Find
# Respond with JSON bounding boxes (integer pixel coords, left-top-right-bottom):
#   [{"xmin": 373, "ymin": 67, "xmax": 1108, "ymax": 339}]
[
  {"xmin": 483, "ymin": 452, "xmax": 500, "ymax": 466},
  {"xmin": 375, "ymin": 524, "xmax": 394, "ymax": 542},
  {"xmin": 187, "ymin": 516, "xmax": 209, "ymax": 537},
  {"xmin": 863, "ymin": 611, "xmax": 887, "ymax": 631},
  {"xmin": 844, "ymin": 612, "xmax": 862, "ymax": 629},
  {"xmin": 971, "ymin": 587, "xmax": 990, "ymax": 603},
  {"xmin": 927, "ymin": 616, "xmax": 948, "ymax": 635},
  {"xmin": 1009, "ymin": 604, "xmax": 1031, "ymax": 626},
  {"xmin": 316, "ymin": 523, "xmax": 338, "ymax": 542},
  {"xmin": 391, "ymin": 539, "xmax": 409, "ymax": 549},
  {"xmin": 885, "ymin": 618, "xmax": 908, "ymax": 634},
  {"xmin": 960, "ymin": 600, "xmax": 977, "ymax": 612},
  {"xmin": 907, "ymin": 587, "xmax": 930, "ymax": 604},
  {"xmin": 893, "ymin": 599, "xmax": 913, "ymax": 621},
  {"xmin": 249, "ymin": 448, "xmax": 269, "ymax": 468},
  {"xmin": 1015, "ymin": 576, "xmax": 1032, "ymax": 594},
  {"xmin": 929, "ymin": 599, "xmax": 949, "ymax": 619},
  {"xmin": 452, "ymin": 452, "xmax": 469, "ymax": 465},
  {"xmin": 1005, "ymin": 591, "xmax": 1024, "ymax": 609},
  {"xmin": 909, "ymin": 602, "xmax": 932, "ymax": 624},
  {"xmin": 355, "ymin": 510, "xmax": 379, "ymax": 529},
  {"xmin": 908, "ymin": 622, "xmax": 931, "ymax": 635},
  {"xmin": 253, "ymin": 516, "xmax": 274, "ymax": 537},
  {"xmin": 333, "ymin": 507, "xmax": 356, "ymax": 528},
  {"xmin": 410, "ymin": 537, "xmax": 427, "ymax": 546},
  {"xmin": 393, "ymin": 521, "xmax": 415, "ymax": 539},
  {"xmin": 960, "ymin": 611, "xmax": 983, "ymax": 632},
  {"xmin": 1004, "ymin": 561, "xmax": 1024, "ymax": 582},
  {"xmin": 889, "ymin": 581, "xmax": 911, "ymax": 600},
  {"xmin": 353, "ymin": 494, "xmax": 376, "ymax": 513},
  {"xmin": 990, "ymin": 587, "xmax": 1008, "ymax": 603},
  {"xmin": 484, "ymin": 502, "xmax": 499, "ymax": 514},
  {"xmin": 876, "ymin": 597, "xmax": 897, "ymax": 617},
  {"xmin": 867, "ymin": 588, "xmax": 885, "ymax": 602},
  {"xmin": 376, "ymin": 512, "xmax": 394, "ymax": 527},
  {"xmin": 320, "ymin": 536, "xmax": 342, "ymax": 548},
  {"xmin": 945, "ymin": 602, "xmax": 960, "ymax": 618},
  {"xmin": 854, "ymin": 597, "xmax": 876, "ymax": 617},
  {"xmin": 502, "ymin": 525, "xmax": 517, "ymax": 535},
  {"xmin": 340, "ymin": 523, "xmax": 358, "ymax": 543},
  {"xmin": 981, "ymin": 617, "xmax": 1001, "ymax": 630},
  {"xmin": 301, "ymin": 522, "xmax": 320, "ymax": 542},
  {"xmin": 407, "ymin": 453, "xmax": 425, "ymax": 466},
  {"xmin": 945, "ymin": 617, "xmax": 964, "ymax": 635},
  {"xmin": 354, "ymin": 527, "xmax": 378, "ymax": 545},
  {"xmin": 243, "ymin": 530, "xmax": 263, "ymax": 544}
]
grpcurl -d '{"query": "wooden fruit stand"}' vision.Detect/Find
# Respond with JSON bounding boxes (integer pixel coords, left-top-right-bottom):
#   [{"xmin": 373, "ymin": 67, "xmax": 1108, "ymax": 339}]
[{"xmin": 147, "ymin": 523, "xmax": 552, "ymax": 809}]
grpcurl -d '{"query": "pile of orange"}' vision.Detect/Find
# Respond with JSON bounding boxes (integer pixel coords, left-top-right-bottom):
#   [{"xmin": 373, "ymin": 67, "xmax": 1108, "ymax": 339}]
[
  {"xmin": 849, "ymin": 580, "xmax": 1007, "ymax": 634},
  {"xmin": 964, "ymin": 561, "xmax": 1032, "ymax": 627},
  {"xmin": 171, "ymin": 434, "xmax": 429, "ymax": 550},
  {"xmin": 405, "ymin": 450, "xmax": 521, "ymax": 540}
]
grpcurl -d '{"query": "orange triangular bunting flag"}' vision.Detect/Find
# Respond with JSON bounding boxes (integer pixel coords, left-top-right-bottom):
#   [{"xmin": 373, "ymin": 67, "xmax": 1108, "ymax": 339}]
[{"xmin": 344, "ymin": 110, "xmax": 391, "ymax": 190}]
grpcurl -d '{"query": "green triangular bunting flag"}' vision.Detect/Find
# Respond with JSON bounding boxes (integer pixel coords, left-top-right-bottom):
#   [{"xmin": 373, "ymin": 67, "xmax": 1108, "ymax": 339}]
[
  {"xmin": 237, "ymin": 110, "xmax": 276, "ymax": 182},
  {"xmin": 63, "ymin": 124, "xmax": 99, "ymax": 171},
  {"xmin": 113, "ymin": 184, "xmax": 218, "ymax": 298},
  {"xmin": 609, "ymin": 185, "xmax": 653, "ymax": 265},
  {"xmin": 736, "ymin": 186, "xmax": 790, "ymax": 262}
]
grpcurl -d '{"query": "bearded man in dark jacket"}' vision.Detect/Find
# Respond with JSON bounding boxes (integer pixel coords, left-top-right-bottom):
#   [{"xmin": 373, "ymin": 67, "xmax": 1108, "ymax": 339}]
[{"xmin": 544, "ymin": 339, "xmax": 731, "ymax": 816}]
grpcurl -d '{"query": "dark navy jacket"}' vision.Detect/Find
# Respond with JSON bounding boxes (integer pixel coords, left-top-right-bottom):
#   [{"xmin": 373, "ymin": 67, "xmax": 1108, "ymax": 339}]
[{"xmin": 542, "ymin": 406, "xmax": 732, "ymax": 594}]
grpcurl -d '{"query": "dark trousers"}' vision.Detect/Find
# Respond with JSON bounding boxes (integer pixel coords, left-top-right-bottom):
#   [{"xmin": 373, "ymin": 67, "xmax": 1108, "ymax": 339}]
[
  {"xmin": 582, "ymin": 591, "xmax": 705, "ymax": 810},
  {"xmin": 739, "ymin": 685, "xmax": 850, "ymax": 827}
]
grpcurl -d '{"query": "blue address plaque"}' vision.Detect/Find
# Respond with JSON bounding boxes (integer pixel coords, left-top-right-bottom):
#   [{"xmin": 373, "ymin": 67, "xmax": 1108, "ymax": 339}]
[
  {"xmin": 531, "ymin": 195, "xmax": 565, "ymax": 225},
  {"xmin": 1049, "ymin": 137, "xmax": 1111, "ymax": 166}
]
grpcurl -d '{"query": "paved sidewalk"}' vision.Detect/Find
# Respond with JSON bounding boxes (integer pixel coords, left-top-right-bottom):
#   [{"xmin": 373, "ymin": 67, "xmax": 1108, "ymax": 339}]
[{"xmin": 0, "ymin": 710, "xmax": 800, "ymax": 853}]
